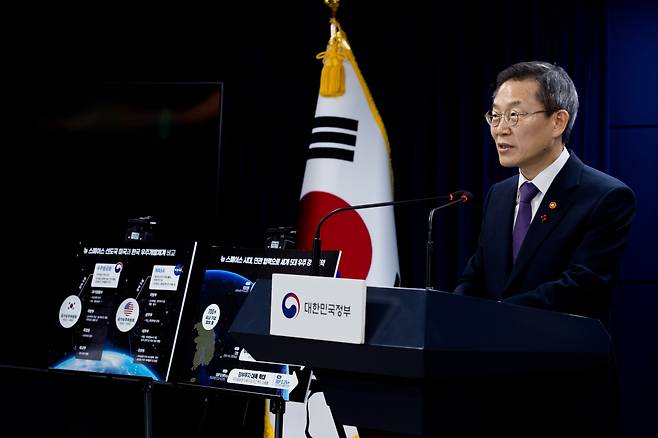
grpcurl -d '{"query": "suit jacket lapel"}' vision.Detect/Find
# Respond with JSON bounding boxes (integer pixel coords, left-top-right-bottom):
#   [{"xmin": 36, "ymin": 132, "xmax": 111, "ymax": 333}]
[
  {"xmin": 489, "ymin": 177, "xmax": 517, "ymax": 299},
  {"xmin": 504, "ymin": 153, "xmax": 584, "ymax": 292}
]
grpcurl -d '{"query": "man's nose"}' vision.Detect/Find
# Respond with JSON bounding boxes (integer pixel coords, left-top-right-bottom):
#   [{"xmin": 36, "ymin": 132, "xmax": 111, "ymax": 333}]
[{"xmin": 493, "ymin": 123, "xmax": 512, "ymax": 135}]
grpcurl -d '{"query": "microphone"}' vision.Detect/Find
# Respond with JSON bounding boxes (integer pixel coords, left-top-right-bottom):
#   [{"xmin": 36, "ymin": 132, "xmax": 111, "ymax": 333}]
[
  {"xmin": 426, "ymin": 190, "xmax": 473, "ymax": 290},
  {"xmin": 310, "ymin": 191, "xmax": 472, "ymax": 277}
]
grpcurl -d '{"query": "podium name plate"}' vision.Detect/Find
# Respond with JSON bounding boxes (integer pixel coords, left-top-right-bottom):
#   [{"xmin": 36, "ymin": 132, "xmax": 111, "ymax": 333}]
[{"xmin": 270, "ymin": 274, "xmax": 366, "ymax": 344}]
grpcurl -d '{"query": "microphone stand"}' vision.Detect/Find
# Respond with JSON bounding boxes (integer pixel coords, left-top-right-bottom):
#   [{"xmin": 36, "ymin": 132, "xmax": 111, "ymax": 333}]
[
  {"xmin": 425, "ymin": 197, "xmax": 466, "ymax": 290},
  {"xmin": 310, "ymin": 195, "xmax": 452, "ymax": 276}
]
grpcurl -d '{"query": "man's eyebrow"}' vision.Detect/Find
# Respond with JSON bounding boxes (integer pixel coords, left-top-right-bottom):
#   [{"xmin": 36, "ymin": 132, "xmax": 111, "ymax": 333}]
[{"xmin": 493, "ymin": 100, "xmax": 522, "ymax": 109}]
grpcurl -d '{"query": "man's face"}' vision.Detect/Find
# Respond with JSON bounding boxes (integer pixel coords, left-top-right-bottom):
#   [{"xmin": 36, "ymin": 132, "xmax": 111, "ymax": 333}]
[{"xmin": 491, "ymin": 79, "xmax": 560, "ymax": 179}]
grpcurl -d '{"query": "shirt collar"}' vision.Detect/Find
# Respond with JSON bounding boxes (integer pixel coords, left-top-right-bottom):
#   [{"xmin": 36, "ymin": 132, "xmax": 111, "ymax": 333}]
[{"xmin": 518, "ymin": 147, "xmax": 570, "ymax": 195}]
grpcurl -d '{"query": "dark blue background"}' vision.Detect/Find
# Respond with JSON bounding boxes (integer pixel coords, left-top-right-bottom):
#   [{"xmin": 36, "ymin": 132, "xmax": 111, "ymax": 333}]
[{"xmin": 1, "ymin": 0, "xmax": 656, "ymax": 436}]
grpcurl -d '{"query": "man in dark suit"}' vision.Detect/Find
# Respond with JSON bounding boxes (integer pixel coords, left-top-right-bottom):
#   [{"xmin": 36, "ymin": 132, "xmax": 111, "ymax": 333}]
[{"xmin": 455, "ymin": 61, "xmax": 636, "ymax": 322}]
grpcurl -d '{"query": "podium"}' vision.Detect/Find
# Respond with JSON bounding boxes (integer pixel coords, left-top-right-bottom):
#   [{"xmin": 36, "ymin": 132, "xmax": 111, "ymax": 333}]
[{"xmin": 230, "ymin": 280, "xmax": 613, "ymax": 436}]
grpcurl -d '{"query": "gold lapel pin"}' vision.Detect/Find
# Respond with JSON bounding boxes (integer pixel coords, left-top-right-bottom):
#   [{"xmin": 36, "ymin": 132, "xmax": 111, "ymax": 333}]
[{"xmin": 549, "ymin": 201, "xmax": 557, "ymax": 210}]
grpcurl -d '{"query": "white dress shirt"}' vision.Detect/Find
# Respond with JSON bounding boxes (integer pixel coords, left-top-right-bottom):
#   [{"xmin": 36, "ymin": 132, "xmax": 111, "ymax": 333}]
[{"xmin": 513, "ymin": 147, "xmax": 570, "ymax": 229}]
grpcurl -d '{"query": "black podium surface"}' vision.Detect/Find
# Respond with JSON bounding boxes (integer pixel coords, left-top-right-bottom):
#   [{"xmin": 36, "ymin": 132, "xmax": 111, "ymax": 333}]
[{"xmin": 230, "ymin": 280, "xmax": 613, "ymax": 436}]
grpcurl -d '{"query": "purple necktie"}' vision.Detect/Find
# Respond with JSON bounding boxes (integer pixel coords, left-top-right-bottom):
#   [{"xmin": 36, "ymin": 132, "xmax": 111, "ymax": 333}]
[{"xmin": 512, "ymin": 182, "xmax": 540, "ymax": 263}]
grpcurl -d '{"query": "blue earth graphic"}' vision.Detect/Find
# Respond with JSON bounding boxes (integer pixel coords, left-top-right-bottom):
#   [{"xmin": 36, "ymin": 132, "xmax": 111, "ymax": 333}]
[
  {"xmin": 53, "ymin": 350, "xmax": 159, "ymax": 380},
  {"xmin": 202, "ymin": 270, "xmax": 251, "ymax": 291}
]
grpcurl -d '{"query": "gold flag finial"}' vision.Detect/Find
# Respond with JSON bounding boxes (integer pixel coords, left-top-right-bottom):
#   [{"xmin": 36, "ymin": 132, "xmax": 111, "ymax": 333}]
[
  {"xmin": 324, "ymin": 0, "xmax": 339, "ymax": 18},
  {"xmin": 318, "ymin": 0, "xmax": 347, "ymax": 96}
]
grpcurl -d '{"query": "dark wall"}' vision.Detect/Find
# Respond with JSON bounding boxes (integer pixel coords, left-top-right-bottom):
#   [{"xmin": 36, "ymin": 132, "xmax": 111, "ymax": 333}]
[{"xmin": 1, "ymin": 1, "xmax": 656, "ymax": 436}]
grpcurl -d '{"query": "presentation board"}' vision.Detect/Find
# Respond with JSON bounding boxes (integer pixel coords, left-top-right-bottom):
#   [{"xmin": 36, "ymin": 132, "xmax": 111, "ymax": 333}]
[
  {"xmin": 48, "ymin": 241, "xmax": 197, "ymax": 382},
  {"xmin": 173, "ymin": 247, "xmax": 339, "ymax": 400}
]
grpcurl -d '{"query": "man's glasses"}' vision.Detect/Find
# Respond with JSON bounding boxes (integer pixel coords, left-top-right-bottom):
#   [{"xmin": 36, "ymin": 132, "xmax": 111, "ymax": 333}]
[{"xmin": 484, "ymin": 109, "xmax": 549, "ymax": 127}]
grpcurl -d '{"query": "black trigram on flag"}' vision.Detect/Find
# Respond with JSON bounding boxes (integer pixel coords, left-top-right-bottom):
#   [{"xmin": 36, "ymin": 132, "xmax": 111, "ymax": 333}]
[{"xmin": 307, "ymin": 116, "xmax": 359, "ymax": 162}]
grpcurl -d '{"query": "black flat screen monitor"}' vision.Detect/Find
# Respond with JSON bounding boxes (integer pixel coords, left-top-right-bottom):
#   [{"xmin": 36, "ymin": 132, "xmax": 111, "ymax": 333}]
[{"xmin": 2, "ymin": 81, "xmax": 223, "ymax": 243}]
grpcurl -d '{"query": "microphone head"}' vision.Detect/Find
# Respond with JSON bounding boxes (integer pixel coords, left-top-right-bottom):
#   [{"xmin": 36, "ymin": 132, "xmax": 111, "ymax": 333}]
[{"xmin": 451, "ymin": 190, "xmax": 474, "ymax": 202}]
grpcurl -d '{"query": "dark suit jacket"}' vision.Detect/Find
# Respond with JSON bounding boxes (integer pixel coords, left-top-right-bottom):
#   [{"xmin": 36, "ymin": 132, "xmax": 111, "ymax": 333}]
[{"xmin": 454, "ymin": 153, "xmax": 636, "ymax": 321}]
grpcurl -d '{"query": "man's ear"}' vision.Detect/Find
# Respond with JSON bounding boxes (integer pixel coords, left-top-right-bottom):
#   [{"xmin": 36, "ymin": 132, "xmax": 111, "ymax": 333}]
[{"xmin": 553, "ymin": 109, "xmax": 569, "ymax": 138}]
